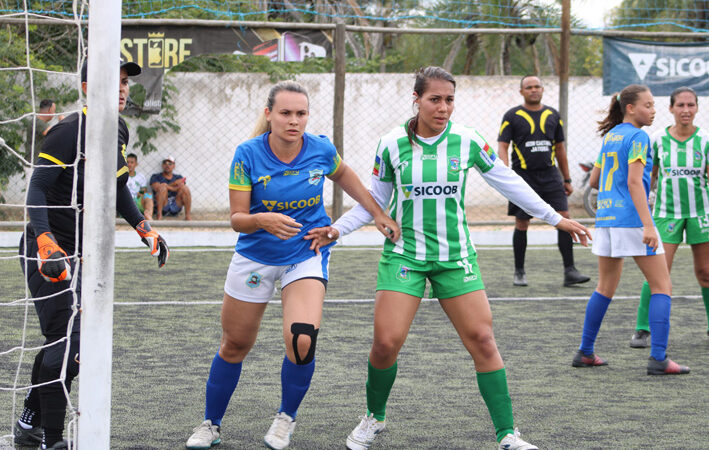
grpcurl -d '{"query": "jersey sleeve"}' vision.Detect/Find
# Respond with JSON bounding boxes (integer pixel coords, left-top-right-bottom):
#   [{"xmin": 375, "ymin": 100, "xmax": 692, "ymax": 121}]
[
  {"xmin": 372, "ymin": 139, "xmax": 395, "ymax": 182},
  {"xmin": 627, "ymin": 131, "xmax": 650, "ymax": 165},
  {"xmin": 468, "ymin": 129, "xmax": 497, "ymax": 174},
  {"xmin": 594, "ymin": 151, "xmax": 602, "ymax": 168},
  {"xmin": 498, "ymin": 110, "xmax": 513, "ymax": 143},
  {"xmin": 554, "ymin": 112, "xmax": 565, "ymax": 142},
  {"xmin": 229, "ymin": 146, "xmax": 252, "ymax": 191},
  {"xmin": 325, "ymin": 141, "xmax": 342, "ymax": 176}
]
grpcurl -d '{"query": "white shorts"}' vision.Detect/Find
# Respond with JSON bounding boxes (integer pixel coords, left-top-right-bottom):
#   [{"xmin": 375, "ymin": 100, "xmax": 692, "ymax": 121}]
[
  {"xmin": 224, "ymin": 249, "xmax": 331, "ymax": 303},
  {"xmin": 592, "ymin": 227, "xmax": 665, "ymax": 258}
]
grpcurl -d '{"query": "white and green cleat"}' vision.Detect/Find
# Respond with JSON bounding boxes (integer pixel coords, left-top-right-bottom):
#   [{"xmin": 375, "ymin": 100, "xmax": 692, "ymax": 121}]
[{"xmin": 346, "ymin": 413, "xmax": 386, "ymax": 450}]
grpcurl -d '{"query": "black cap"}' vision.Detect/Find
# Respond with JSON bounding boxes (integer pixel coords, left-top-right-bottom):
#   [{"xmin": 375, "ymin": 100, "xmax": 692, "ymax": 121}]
[{"xmin": 81, "ymin": 59, "xmax": 142, "ymax": 83}]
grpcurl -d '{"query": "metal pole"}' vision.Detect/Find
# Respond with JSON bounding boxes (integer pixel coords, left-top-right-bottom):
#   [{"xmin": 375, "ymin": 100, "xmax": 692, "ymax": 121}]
[
  {"xmin": 332, "ymin": 22, "xmax": 346, "ymax": 221},
  {"xmin": 559, "ymin": 0, "xmax": 570, "ymax": 127},
  {"xmin": 78, "ymin": 0, "xmax": 120, "ymax": 447}
]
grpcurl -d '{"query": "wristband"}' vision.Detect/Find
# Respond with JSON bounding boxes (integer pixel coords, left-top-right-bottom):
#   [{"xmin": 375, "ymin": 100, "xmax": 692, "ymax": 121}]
[{"xmin": 564, "ymin": 178, "xmax": 572, "ymax": 183}]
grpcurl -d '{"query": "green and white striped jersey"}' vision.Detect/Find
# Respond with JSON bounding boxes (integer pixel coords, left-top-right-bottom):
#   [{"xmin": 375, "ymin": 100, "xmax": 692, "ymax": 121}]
[
  {"xmin": 651, "ymin": 126, "xmax": 709, "ymax": 218},
  {"xmin": 373, "ymin": 121, "xmax": 497, "ymax": 261}
]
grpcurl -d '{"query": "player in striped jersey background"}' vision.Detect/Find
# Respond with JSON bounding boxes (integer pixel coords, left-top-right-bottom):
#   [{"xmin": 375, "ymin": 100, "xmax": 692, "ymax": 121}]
[
  {"xmin": 630, "ymin": 86, "xmax": 709, "ymax": 348},
  {"xmin": 306, "ymin": 66, "xmax": 590, "ymax": 450}
]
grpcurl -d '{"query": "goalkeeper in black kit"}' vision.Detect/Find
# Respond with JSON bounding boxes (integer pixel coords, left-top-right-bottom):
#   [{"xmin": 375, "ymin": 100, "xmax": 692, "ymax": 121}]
[{"xmin": 13, "ymin": 59, "xmax": 169, "ymax": 450}]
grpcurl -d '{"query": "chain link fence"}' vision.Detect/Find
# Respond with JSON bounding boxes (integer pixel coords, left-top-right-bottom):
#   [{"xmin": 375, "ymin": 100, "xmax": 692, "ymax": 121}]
[{"xmin": 3, "ymin": 34, "xmax": 709, "ymax": 225}]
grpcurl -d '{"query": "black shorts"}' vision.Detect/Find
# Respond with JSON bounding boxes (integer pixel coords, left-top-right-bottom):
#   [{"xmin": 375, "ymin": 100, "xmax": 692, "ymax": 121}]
[{"xmin": 508, "ymin": 167, "xmax": 568, "ymax": 220}]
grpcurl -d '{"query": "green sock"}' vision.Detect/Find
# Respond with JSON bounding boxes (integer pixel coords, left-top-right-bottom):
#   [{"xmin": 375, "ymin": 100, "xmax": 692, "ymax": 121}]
[
  {"xmin": 476, "ymin": 367, "xmax": 514, "ymax": 442},
  {"xmin": 366, "ymin": 360, "xmax": 397, "ymax": 421},
  {"xmin": 635, "ymin": 281, "xmax": 651, "ymax": 332},
  {"xmin": 702, "ymin": 287, "xmax": 709, "ymax": 331}
]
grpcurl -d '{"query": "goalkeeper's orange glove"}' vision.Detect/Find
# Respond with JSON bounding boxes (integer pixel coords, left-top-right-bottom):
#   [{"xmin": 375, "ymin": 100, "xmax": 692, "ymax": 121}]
[
  {"xmin": 136, "ymin": 220, "xmax": 169, "ymax": 268},
  {"xmin": 36, "ymin": 232, "xmax": 72, "ymax": 282}
]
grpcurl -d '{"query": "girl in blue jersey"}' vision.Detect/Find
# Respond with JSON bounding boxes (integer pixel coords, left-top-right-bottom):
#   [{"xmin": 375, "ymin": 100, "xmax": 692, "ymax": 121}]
[
  {"xmin": 185, "ymin": 81, "xmax": 399, "ymax": 450},
  {"xmin": 572, "ymin": 84, "xmax": 689, "ymax": 375}
]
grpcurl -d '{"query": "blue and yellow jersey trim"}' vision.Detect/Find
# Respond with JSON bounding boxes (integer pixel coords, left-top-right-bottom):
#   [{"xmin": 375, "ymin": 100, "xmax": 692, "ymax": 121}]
[
  {"xmin": 628, "ymin": 140, "xmax": 647, "ymax": 165},
  {"xmin": 327, "ymin": 151, "xmax": 343, "ymax": 176},
  {"xmin": 230, "ymin": 160, "xmax": 251, "ymax": 191}
]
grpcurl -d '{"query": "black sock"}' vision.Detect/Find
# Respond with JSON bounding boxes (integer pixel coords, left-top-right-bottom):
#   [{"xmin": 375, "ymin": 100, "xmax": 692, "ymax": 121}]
[
  {"xmin": 558, "ymin": 228, "xmax": 574, "ymax": 268},
  {"xmin": 513, "ymin": 229, "xmax": 527, "ymax": 270},
  {"xmin": 43, "ymin": 427, "xmax": 63, "ymax": 448}
]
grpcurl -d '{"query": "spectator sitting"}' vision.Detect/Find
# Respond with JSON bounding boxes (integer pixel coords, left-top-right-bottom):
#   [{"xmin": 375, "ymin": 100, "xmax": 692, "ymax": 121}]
[
  {"xmin": 126, "ymin": 153, "xmax": 154, "ymax": 220},
  {"xmin": 150, "ymin": 155, "xmax": 192, "ymax": 220}
]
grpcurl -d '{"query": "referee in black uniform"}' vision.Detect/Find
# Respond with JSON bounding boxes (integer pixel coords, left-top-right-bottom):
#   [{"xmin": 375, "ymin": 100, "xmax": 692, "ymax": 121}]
[
  {"xmin": 14, "ymin": 59, "xmax": 169, "ymax": 450},
  {"xmin": 498, "ymin": 75, "xmax": 589, "ymax": 287}
]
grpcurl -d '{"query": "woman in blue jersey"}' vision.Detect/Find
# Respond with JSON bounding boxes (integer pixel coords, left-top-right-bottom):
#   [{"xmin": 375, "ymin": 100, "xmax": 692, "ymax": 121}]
[
  {"xmin": 306, "ymin": 67, "xmax": 590, "ymax": 450},
  {"xmin": 572, "ymin": 84, "xmax": 689, "ymax": 375},
  {"xmin": 185, "ymin": 81, "xmax": 399, "ymax": 450},
  {"xmin": 629, "ymin": 86, "xmax": 709, "ymax": 347}
]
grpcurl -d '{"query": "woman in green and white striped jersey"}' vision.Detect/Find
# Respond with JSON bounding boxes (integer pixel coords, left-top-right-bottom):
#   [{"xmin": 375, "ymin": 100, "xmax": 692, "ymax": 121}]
[
  {"xmin": 306, "ymin": 66, "xmax": 590, "ymax": 450},
  {"xmin": 630, "ymin": 86, "xmax": 709, "ymax": 348}
]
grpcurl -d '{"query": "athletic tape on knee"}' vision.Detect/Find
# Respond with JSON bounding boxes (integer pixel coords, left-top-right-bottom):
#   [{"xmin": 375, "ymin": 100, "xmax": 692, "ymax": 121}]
[{"xmin": 291, "ymin": 322, "xmax": 319, "ymax": 365}]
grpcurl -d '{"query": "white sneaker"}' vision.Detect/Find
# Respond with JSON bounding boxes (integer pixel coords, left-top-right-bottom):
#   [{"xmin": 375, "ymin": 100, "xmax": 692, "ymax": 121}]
[
  {"xmin": 186, "ymin": 419, "xmax": 221, "ymax": 449},
  {"xmin": 498, "ymin": 428, "xmax": 538, "ymax": 450},
  {"xmin": 263, "ymin": 412, "xmax": 296, "ymax": 449},
  {"xmin": 346, "ymin": 413, "xmax": 386, "ymax": 450}
]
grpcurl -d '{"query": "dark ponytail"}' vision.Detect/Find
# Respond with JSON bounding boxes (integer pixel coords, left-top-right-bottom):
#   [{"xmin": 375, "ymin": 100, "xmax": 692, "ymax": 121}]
[
  {"xmin": 597, "ymin": 84, "xmax": 649, "ymax": 136},
  {"xmin": 406, "ymin": 66, "xmax": 456, "ymax": 145}
]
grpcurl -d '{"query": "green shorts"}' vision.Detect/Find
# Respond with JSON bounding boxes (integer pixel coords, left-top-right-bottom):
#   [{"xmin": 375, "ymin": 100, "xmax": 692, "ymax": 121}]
[
  {"xmin": 376, "ymin": 252, "xmax": 485, "ymax": 299},
  {"xmin": 134, "ymin": 197, "xmax": 145, "ymax": 213},
  {"xmin": 656, "ymin": 216, "xmax": 709, "ymax": 245}
]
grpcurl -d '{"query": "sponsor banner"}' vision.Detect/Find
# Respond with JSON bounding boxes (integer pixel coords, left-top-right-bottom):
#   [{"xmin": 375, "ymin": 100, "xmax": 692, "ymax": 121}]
[
  {"xmin": 121, "ymin": 26, "xmax": 332, "ymax": 112},
  {"xmin": 603, "ymin": 37, "xmax": 709, "ymax": 96}
]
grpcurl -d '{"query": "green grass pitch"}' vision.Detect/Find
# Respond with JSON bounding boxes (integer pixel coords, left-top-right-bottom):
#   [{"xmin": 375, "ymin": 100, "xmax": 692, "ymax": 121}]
[{"xmin": 1, "ymin": 245, "xmax": 708, "ymax": 448}]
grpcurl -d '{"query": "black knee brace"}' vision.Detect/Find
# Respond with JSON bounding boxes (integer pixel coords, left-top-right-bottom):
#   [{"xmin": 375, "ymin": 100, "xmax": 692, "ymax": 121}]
[{"xmin": 290, "ymin": 322, "xmax": 319, "ymax": 365}]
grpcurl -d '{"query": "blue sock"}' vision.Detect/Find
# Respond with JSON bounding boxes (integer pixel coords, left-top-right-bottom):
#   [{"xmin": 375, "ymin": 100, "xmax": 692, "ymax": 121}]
[
  {"xmin": 648, "ymin": 293, "xmax": 671, "ymax": 361},
  {"xmin": 204, "ymin": 353, "xmax": 242, "ymax": 426},
  {"xmin": 579, "ymin": 291, "xmax": 612, "ymax": 355},
  {"xmin": 278, "ymin": 356, "xmax": 315, "ymax": 419}
]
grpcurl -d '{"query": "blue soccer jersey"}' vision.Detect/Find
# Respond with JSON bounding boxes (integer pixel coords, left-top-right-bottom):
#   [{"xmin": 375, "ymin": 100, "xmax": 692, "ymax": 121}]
[
  {"xmin": 229, "ymin": 132, "xmax": 342, "ymax": 265},
  {"xmin": 594, "ymin": 122, "xmax": 653, "ymax": 228}
]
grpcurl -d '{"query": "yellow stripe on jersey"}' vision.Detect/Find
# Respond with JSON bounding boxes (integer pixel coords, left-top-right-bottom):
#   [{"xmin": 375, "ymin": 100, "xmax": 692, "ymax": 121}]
[
  {"xmin": 551, "ymin": 144, "xmax": 556, "ymax": 166},
  {"xmin": 38, "ymin": 152, "xmax": 68, "ymax": 168},
  {"xmin": 513, "ymin": 143, "xmax": 527, "ymax": 169},
  {"xmin": 540, "ymin": 109, "xmax": 552, "ymax": 134},
  {"xmin": 515, "ymin": 110, "xmax": 535, "ymax": 134},
  {"xmin": 116, "ymin": 166, "xmax": 129, "ymax": 178},
  {"xmin": 498, "ymin": 120, "xmax": 510, "ymax": 137},
  {"xmin": 229, "ymin": 184, "xmax": 252, "ymax": 191}
]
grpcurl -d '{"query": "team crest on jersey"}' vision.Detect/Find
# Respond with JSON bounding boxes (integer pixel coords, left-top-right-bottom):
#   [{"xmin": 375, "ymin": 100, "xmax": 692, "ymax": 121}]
[
  {"xmin": 309, "ymin": 169, "xmax": 324, "ymax": 185},
  {"xmin": 402, "ymin": 185, "xmax": 414, "ymax": 199},
  {"xmin": 258, "ymin": 175, "xmax": 271, "ymax": 189},
  {"xmin": 695, "ymin": 151, "xmax": 703, "ymax": 161},
  {"xmin": 396, "ymin": 264, "xmax": 411, "ymax": 281},
  {"xmin": 246, "ymin": 272, "xmax": 262, "ymax": 289},
  {"xmin": 448, "ymin": 157, "xmax": 461, "ymax": 172}
]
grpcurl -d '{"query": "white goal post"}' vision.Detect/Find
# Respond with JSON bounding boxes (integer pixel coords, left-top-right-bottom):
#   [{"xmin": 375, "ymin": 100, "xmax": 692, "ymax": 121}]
[{"xmin": 78, "ymin": 0, "xmax": 122, "ymax": 448}]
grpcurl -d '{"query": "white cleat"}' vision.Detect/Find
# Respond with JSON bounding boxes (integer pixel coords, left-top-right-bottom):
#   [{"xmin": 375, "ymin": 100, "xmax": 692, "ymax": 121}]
[
  {"xmin": 186, "ymin": 419, "xmax": 221, "ymax": 449},
  {"xmin": 498, "ymin": 428, "xmax": 538, "ymax": 450},
  {"xmin": 346, "ymin": 413, "xmax": 386, "ymax": 450},
  {"xmin": 263, "ymin": 412, "xmax": 296, "ymax": 449}
]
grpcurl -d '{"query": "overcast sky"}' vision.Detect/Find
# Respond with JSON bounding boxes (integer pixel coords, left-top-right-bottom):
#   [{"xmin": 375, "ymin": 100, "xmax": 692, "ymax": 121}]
[{"xmin": 570, "ymin": 0, "xmax": 624, "ymax": 28}]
